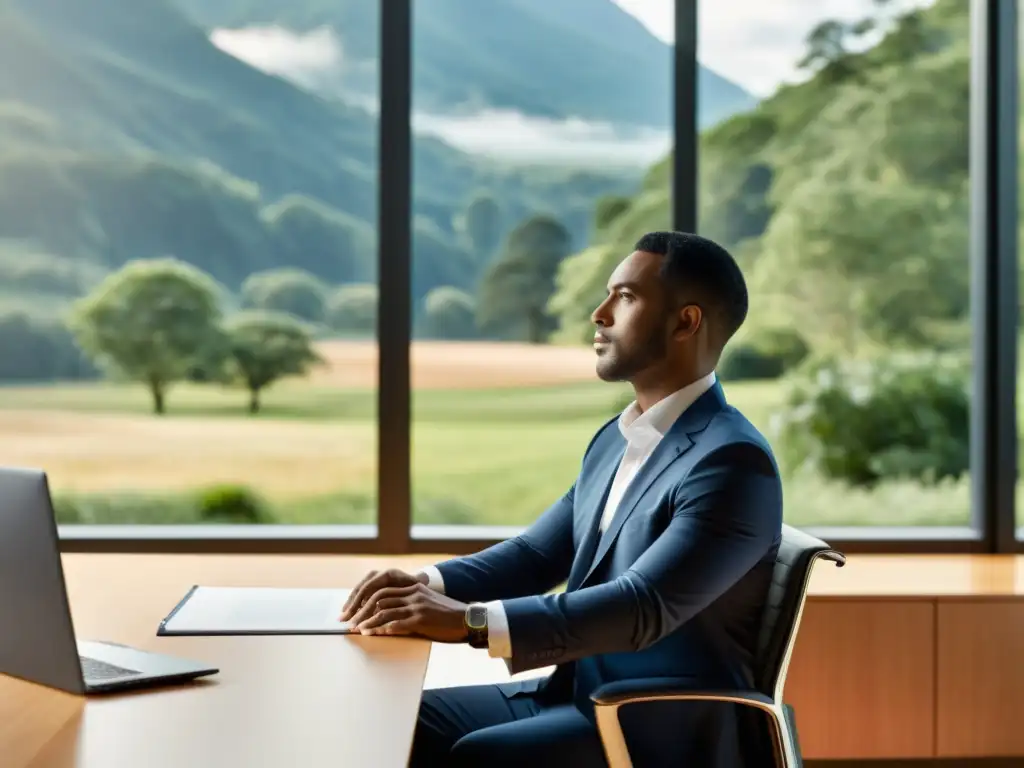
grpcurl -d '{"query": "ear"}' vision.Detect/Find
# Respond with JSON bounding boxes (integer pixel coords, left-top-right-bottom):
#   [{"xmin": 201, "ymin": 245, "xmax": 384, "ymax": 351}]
[{"xmin": 673, "ymin": 305, "xmax": 702, "ymax": 340}]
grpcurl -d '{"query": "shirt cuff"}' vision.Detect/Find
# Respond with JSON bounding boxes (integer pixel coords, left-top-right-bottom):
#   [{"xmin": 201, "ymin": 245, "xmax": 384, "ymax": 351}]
[
  {"xmin": 484, "ymin": 600, "xmax": 512, "ymax": 658},
  {"xmin": 418, "ymin": 565, "xmax": 445, "ymax": 594}
]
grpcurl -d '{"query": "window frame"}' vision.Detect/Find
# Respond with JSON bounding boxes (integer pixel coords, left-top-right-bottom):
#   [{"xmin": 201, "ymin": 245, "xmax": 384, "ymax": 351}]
[{"xmin": 57, "ymin": 0, "xmax": 1022, "ymax": 556}]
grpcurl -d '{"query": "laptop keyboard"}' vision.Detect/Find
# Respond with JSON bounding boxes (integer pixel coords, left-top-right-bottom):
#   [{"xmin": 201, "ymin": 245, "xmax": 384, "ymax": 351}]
[{"xmin": 80, "ymin": 655, "xmax": 139, "ymax": 681}]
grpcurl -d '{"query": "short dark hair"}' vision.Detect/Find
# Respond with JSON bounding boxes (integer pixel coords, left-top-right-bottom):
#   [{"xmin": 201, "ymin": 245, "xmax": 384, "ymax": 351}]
[{"xmin": 634, "ymin": 231, "xmax": 748, "ymax": 344}]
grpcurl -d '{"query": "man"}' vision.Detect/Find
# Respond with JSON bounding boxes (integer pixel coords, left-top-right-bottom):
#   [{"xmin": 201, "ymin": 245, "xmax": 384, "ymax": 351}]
[{"xmin": 341, "ymin": 231, "xmax": 783, "ymax": 767}]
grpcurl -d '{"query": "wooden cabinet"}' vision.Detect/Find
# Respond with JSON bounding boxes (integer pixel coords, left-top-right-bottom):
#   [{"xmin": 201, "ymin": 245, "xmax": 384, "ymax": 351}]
[
  {"xmin": 936, "ymin": 599, "xmax": 1024, "ymax": 758},
  {"xmin": 786, "ymin": 600, "xmax": 935, "ymax": 759}
]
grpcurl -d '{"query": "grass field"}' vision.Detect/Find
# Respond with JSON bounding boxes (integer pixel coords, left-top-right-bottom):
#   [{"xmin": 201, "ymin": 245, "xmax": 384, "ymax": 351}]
[{"xmin": 0, "ymin": 340, "xmax": 982, "ymax": 528}]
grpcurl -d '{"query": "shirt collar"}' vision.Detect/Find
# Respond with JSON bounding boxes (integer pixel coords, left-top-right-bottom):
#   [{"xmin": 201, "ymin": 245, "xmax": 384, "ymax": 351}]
[{"xmin": 617, "ymin": 371, "xmax": 717, "ymax": 450}]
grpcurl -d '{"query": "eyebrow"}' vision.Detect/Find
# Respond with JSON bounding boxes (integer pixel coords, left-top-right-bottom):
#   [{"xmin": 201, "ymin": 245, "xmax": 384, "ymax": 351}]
[{"xmin": 607, "ymin": 281, "xmax": 643, "ymax": 292}]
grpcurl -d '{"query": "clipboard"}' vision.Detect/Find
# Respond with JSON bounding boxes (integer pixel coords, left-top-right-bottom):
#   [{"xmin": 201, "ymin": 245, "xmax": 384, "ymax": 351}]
[{"xmin": 157, "ymin": 585, "xmax": 356, "ymax": 636}]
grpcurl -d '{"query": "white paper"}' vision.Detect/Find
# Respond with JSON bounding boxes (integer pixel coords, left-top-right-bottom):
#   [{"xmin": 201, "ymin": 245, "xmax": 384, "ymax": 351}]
[{"xmin": 162, "ymin": 586, "xmax": 354, "ymax": 634}]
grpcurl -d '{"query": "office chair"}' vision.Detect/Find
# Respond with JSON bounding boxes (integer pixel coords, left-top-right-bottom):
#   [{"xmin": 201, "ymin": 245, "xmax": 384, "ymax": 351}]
[{"xmin": 591, "ymin": 523, "xmax": 846, "ymax": 768}]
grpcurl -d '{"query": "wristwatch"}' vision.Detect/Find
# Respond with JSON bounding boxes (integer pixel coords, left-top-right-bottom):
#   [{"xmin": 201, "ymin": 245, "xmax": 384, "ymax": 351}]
[{"xmin": 464, "ymin": 603, "xmax": 489, "ymax": 649}]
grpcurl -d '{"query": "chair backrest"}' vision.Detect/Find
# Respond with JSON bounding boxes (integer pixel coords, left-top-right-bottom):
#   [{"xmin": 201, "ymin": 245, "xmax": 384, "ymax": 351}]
[{"xmin": 753, "ymin": 524, "xmax": 845, "ymax": 699}]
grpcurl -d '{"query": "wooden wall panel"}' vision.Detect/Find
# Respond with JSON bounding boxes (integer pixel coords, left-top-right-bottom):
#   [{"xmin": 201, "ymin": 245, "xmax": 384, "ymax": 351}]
[
  {"xmin": 936, "ymin": 600, "xmax": 1024, "ymax": 758},
  {"xmin": 785, "ymin": 599, "xmax": 935, "ymax": 760}
]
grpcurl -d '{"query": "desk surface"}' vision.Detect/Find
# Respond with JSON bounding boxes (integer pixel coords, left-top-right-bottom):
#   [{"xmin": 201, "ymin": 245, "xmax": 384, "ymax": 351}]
[
  {"xmin": 805, "ymin": 553, "xmax": 1024, "ymax": 597},
  {"xmin": 4, "ymin": 552, "xmax": 1024, "ymax": 767},
  {"xmin": 1, "ymin": 555, "xmax": 431, "ymax": 768}
]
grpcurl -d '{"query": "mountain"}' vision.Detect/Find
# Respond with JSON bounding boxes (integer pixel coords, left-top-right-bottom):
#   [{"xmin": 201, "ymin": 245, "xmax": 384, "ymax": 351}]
[
  {"xmin": 171, "ymin": 0, "xmax": 755, "ymax": 129},
  {"xmin": 0, "ymin": 0, "xmax": 638, "ymax": 306},
  {"xmin": 549, "ymin": 0, "xmax": 974, "ymax": 358}
]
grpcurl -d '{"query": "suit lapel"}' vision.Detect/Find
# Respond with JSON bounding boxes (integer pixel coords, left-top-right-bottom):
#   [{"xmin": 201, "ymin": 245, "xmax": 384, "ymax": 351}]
[
  {"xmin": 567, "ymin": 442, "xmax": 624, "ymax": 591},
  {"xmin": 579, "ymin": 382, "xmax": 727, "ymax": 586}
]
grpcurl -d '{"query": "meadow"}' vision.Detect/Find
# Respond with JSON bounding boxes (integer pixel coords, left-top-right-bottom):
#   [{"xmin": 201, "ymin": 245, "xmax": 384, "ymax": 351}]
[{"xmin": 0, "ymin": 340, "xmax": 978, "ymax": 529}]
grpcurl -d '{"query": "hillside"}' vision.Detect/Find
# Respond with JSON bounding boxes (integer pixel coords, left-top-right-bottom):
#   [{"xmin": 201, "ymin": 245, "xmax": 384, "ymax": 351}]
[
  {"xmin": 171, "ymin": 0, "xmax": 755, "ymax": 128},
  {"xmin": 0, "ymin": 0, "xmax": 640, "ymax": 308},
  {"xmin": 551, "ymin": 0, "xmax": 975, "ymax": 358}
]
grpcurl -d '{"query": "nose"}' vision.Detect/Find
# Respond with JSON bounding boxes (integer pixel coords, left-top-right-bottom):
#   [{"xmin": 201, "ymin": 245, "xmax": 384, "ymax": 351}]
[{"xmin": 591, "ymin": 296, "xmax": 611, "ymax": 327}]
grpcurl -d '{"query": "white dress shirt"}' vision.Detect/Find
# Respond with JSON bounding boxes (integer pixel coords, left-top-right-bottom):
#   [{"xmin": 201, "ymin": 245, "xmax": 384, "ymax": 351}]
[{"xmin": 420, "ymin": 371, "xmax": 718, "ymax": 659}]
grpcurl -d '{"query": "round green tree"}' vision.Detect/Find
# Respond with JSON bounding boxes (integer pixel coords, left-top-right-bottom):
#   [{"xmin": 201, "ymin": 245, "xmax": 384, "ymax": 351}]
[{"xmin": 69, "ymin": 258, "xmax": 223, "ymax": 414}]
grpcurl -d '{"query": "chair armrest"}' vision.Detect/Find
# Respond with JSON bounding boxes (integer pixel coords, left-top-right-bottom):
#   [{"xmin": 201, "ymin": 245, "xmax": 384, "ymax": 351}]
[
  {"xmin": 590, "ymin": 681, "xmax": 781, "ymax": 768},
  {"xmin": 591, "ymin": 678, "xmax": 774, "ymax": 711}
]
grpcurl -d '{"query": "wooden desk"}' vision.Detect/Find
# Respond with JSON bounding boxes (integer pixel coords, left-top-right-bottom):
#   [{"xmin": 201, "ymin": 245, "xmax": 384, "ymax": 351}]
[
  {"xmin": 784, "ymin": 554, "xmax": 1024, "ymax": 761},
  {"xmin": 0, "ymin": 555, "xmax": 435, "ymax": 768}
]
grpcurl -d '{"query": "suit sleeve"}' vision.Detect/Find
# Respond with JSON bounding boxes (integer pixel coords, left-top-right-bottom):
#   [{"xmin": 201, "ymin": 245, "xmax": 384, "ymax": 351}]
[
  {"xmin": 497, "ymin": 441, "xmax": 782, "ymax": 675},
  {"xmin": 430, "ymin": 416, "xmax": 618, "ymax": 605},
  {"xmin": 431, "ymin": 484, "xmax": 577, "ymax": 604}
]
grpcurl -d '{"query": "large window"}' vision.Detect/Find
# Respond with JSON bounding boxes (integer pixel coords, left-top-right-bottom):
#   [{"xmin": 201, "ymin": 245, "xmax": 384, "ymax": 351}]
[
  {"xmin": 697, "ymin": 0, "xmax": 973, "ymax": 531},
  {"xmin": 15, "ymin": 0, "xmax": 1019, "ymax": 551},
  {"xmin": 0, "ymin": 0, "xmax": 380, "ymax": 529},
  {"xmin": 408, "ymin": 1, "xmax": 681, "ymax": 530}
]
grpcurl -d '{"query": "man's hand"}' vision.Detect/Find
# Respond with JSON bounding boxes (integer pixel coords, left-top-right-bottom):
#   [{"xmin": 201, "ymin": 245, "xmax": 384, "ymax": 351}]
[
  {"xmin": 339, "ymin": 568, "xmax": 427, "ymax": 622},
  {"xmin": 348, "ymin": 582, "xmax": 470, "ymax": 643}
]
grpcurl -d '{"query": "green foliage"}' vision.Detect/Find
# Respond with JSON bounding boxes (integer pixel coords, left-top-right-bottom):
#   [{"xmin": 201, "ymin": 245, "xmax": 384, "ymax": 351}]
[
  {"xmin": 592, "ymin": 195, "xmax": 632, "ymax": 233},
  {"xmin": 224, "ymin": 311, "xmax": 324, "ymax": 413},
  {"xmin": 196, "ymin": 485, "xmax": 270, "ymax": 524},
  {"xmin": 719, "ymin": 327, "xmax": 810, "ymax": 382},
  {"xmin": 69, "ymin": 258, "xmax": 223, "ymax": 413},
  {"xmin": 456, "ymin": 194, "xmax": 503, "ymax": 262},
  {"xmin": 0, "ymin": 309, "xmax": 97, "ymax": 382},
  {"xmin": 240, "ymin": 268, "xmax": 328, "ymax": 323},
  {"xmin": 478, "ymin": 215, "xmax": 573, "ymax": 343},
  {"xmin": 754, "ymin": 174, "xmax": 969, "ymax": 354},
  {"xmin": 260, "ymin": 196, "xmax": 374, "ymax": 284},
  {"xmin": 774, "ymin": 355, "xmax": 970, "ymax": 487},
  {"xmin": 421, "ymin": 286, "xmax": 477, "ymax": 340},
  {"xmin": 326, "ymin": 283, "xmax": 377, "ymax": 336}
]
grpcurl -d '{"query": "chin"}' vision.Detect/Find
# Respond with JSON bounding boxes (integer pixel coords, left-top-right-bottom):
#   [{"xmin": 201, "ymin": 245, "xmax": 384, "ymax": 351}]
[{"xmin": 595, "ymin": 361, "xmax": 624, "ymax": 383}]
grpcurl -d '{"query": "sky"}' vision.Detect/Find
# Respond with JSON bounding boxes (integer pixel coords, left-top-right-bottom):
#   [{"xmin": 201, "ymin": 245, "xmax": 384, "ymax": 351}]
[{"xmin": 613, "ymin": 0, "xmax": 934, "ymax": 96}]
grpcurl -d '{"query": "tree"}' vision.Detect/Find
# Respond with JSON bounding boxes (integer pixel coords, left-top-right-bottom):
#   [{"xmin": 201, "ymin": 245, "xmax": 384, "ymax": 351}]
[
  {"xmin": 69, "ymin": 258, "xmax": 222, "ymax": 414},
  {"xmin": 422, "ymin": 286, "xmax": 476, "ymax": 340},
  {"xmin": 592, "ymin": 195, "xmax": 632, "ymax": 234},
  {"xmin": 325, "ymin": 283, "xmax": 377, "ymax": 336},
  {"xmin": 477, "ymin": 215, "xmax": 573, "ymax": 344},
  {"xmin": 241, "ymin": 268, "xmax": 329, "ymax": 322},
  {"xmin": 455, "ymin": 194, "xmax": 503, "ymax": 262},
  {"xmin": 754, "ymin": 172, "xmax": 968, "ymax": 355},
  {"xmin": 224, "ymin": 311, "xmax": 324, "ymax": 414}
]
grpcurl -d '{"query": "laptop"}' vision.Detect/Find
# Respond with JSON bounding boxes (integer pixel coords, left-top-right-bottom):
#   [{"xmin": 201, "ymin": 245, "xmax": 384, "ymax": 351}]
[{"xmin": 0, "ymin": 466, "xmax": 219, "ymax": 694}]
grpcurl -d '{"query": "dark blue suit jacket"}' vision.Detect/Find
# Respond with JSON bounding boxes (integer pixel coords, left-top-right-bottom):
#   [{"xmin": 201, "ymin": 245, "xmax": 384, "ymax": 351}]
[{"xmin": 435, "ymin": 382, "xmax": 783, "ymax": 766}]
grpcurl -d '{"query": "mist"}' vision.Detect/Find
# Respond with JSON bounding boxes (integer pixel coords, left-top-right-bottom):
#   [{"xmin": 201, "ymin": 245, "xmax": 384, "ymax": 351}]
[{"xmin": 209, "ymin": 25, "xmax": 667, "ymax": 168}]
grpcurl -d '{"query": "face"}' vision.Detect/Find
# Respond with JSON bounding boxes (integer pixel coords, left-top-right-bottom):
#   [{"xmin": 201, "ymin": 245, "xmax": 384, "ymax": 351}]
[{"xmin": 590, "ymin": 250, "xmax": 702, "ymax": 383}]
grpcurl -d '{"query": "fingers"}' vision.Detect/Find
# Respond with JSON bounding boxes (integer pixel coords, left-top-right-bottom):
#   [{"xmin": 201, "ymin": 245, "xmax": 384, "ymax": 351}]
[
  {"xmin": 340, "ymin": 570, "xmax": 378, "ymax": 619},
  {"xmin": 362, "ymin": 618, "xmax": 415, "ymax": 636},
  {"xmin": 357, "ymin": 605, "xmax": 415, "ymax": 632},
  {"xmin": 347, "ymin": 583, "xmax": 421, "ymax": 626}
]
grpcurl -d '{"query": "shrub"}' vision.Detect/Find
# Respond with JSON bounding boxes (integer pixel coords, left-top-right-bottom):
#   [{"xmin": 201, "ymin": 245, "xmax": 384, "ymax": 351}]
[
  {"xmin": 325, "ymin": 283, "xmax": 377, "ymax": 336},
  {"xmin": 421, "ymin": 286, "xmax": 477, "ymax": 339},
  {"xmin": 719, "ymin": 326, "xmax": 809, "ymax": 381},
  {"xmin": 241, "ymin": 268, "xmax": 328, "ymax": 323},
  {"xmin": 773, "ymin": 355, "xmax": 970, "ymax": 487},
  {"xmin": 196, "ymin": 485, "xmax": 270, "ymax": 524}
]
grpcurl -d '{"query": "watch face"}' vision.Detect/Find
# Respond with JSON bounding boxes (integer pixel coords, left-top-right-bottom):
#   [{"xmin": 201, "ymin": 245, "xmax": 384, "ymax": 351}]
[{"xmin": 467, "ymin": 605, "xmax": 487, "ymax": 629}]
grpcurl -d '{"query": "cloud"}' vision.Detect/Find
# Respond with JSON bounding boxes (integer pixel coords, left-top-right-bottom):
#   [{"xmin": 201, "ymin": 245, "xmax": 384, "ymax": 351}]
[
  {"xmin": 208, "ymin": 25, "xmax": 667, "ymax": 167},
  {"xmin": 412, "ymin": 109, "xmax": 670, "ymax": 167},
  {"xmin": 209, "ymin": 25, "xmax": 344, "ymax": 89}
]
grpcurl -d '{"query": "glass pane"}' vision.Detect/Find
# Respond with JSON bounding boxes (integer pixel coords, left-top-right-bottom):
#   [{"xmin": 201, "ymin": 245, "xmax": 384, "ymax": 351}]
[
  {"xmin": 410, "ymin": 0, "xmax": 678, "ymax": 529},
  {"xmin": 1, "ymin": 1, "xmax": 379, "ymax": 529},
  {"xmin": 698, "ymin": 1, "xmax": 972, "ymax": 530}
]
